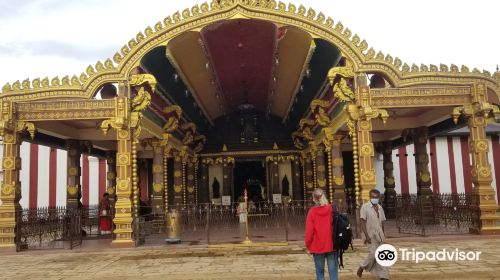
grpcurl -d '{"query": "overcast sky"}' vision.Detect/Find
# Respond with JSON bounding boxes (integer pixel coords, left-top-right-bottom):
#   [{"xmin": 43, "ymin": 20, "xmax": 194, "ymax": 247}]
[{"xmin": 0, "ymin": 0, "xmax": 498, "ymax": 86}]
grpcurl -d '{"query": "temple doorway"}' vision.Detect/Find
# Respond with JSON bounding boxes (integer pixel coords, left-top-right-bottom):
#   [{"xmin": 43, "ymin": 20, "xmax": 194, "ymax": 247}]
[{"xmin": 233, "ymin": 160, "xmax": 266, "ymax": 203}]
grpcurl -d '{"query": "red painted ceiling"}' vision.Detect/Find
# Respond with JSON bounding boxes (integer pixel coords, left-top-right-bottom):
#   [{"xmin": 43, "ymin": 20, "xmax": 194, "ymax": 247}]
[{"xmin": 200, "ymin": 19, "xmax": 278, "ymax": 114}]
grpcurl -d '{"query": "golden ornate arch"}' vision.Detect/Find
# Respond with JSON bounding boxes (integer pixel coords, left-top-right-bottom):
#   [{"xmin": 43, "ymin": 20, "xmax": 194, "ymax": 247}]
[{"xmin": 1, "ymin": 0, "xmax": 499, "ymax": 101}]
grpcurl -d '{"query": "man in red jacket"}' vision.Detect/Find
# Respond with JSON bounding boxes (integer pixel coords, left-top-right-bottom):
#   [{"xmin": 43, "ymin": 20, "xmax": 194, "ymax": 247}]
[{"xmin": 305, "ymin": 188, "xmax": 338, "ymax": 280}]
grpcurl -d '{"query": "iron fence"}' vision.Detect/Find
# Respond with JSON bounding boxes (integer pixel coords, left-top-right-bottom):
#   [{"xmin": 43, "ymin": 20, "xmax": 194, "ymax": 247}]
[
  {"xmin": 16, "ymin": 204, "xmax": 107, "ymax": 251},
  {"xmin": 134, "ymin": 200, "xmax": 354, "ymax": 245},
  {"xmin": 395, "ymin": 193, "xmax": 481, "ymax": 236}
]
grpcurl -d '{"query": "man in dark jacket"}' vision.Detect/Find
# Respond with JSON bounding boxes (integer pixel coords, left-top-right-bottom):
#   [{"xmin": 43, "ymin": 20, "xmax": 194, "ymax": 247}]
[{"xmin": 305, "ymin": 188, "xmax": 338, "ymax": 280}]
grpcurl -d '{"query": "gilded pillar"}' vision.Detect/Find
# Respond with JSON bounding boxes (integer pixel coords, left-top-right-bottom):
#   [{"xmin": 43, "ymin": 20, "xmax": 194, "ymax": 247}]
[
  {"xmin": 314, "ymin": 145, "xmax": 327, "ymax": 194},
  {"xmin": 151, "ymin": 140, "xmax": 164, "ymax": 215},
  {"xmin": 413, "ymin": 127, "xmax": 432, "ymax": 195},
  {"xmin": 329, "ymin": 133, "xmax": 346, "ymax": 208},
  {"xmin": 468, "ymin": 112, "xmax": 500, "ymax": 233},
  {"xmin": 328, "ymin": 68, "xmax": 387, "ymax": 206},
  {"xmin": 100, "ymin": 75, "xmax": 156, "ymax": 247},
  {"xmin": 302, "ymin": 153, "xmax": 314, "ymax": 200},
  {"xmin": 291, "ymin": 157, "xmax": 303, "ymax": 200},
  {"xmin": 186, "ymin": 157, "xmax": 196, "ymax": 205},
  {"xmin": 106, "ymin": 152, "xmax": 117, "ymax": 205},
  {"xmin": 66, "ymin": 140, "xmax": 82, "ymax": 209},
  {"xmin": 454, "ymin": 83, "xmax": 500, "ymax": 233},
  {"xmin": 0, "ymin": 101, "xmax": 31, "ymax": 250},
  {"xmin": 172, "ymin": 151, "xmax": 183, "ymax": 206},
  {"xmin": 113, "ymin": 126, "xmax": 134, "ymax": 246},
  {"xmin": 163, "ymin": 147, "xmax": 170, "ymax": 211},
  {"xmin": 380, "ymin": 141, "xmax": 396, "ymax": 219}
]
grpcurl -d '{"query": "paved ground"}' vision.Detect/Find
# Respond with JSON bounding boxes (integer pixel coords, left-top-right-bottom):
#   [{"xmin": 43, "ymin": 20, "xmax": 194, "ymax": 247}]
[{"xmin": 0, "ymin": 235, "xmax": 498, "ymax": 280}]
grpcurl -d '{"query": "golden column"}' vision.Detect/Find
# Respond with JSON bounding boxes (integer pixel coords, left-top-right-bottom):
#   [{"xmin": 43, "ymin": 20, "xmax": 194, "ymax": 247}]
[
  {"xmin": 151, "ymin": 140, "xmax": 165, "ymax": 215},
  {"xmin": 328, "ymin": 68, "xmax": 387, "ymax": 205},
  {"xmin": 66, "ymin": 140, "xmax": 82, "ymax": 209},
  {"xmin": 0, "ymin": 101, "xmax": 35, "ymax": 250},
  {"xmin": 379, "ymin": 141, "xmax": 396, "ymax": 219},
  {"xmin": 113, "ymin": 123, "xmax": 134, "ymax": 246},
  {"xmin": 314, "ymin": 144, "xmax": 327, "ymax": 193},
  {"xmin": 172, "ymin": 150, "xmax": 184, "ymax": 206},
  {"xmin": 326, "ymin": 132, "xmax": 346, "ymax": 208},
  {"xmin": 101, "ymin": 74, "xmax": 157, "ymax": 246},
  {"xmin": 186, "ymin": 157, "xmax": 196, "ymax": 205},
  {"xmin": 301, "ymin": 152, "xmax": 314, "ymax": 200},
  {"xmin": 106, "ymin": 152, "xmax": 117, "ymax": 205},
  {"xmin": 453, "ymin": 83, "xmax": 500, "ymax": 234},
  {"xmin": 163, "ymin": 146, "xmax": 171, "ymax": 211}
]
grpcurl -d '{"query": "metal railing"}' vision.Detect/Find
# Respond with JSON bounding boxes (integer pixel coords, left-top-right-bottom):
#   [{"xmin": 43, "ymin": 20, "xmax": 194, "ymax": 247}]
[
  {"xmin": 16, "ymin": 204, "xmax": 109, "ymax": 251},
  {"xmin": 133, "ymin": 200, "xmax": 354, "ymax": 245},
  {"xmin": 395, "ymin": 193, "xmax": 481, "ymax": 236}
]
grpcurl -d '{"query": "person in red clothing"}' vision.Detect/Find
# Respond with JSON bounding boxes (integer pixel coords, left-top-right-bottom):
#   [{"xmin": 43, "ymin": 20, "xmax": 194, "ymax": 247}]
[{"xmin": 305, "ymin": 188, "xmax": 338, "ymax": 280}]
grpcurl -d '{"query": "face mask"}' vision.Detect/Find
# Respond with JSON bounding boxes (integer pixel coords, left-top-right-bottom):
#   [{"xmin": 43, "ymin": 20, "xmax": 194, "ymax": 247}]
[{"xmin": 370, "ymin": 198, "xmax": 379, "ymax": 205}]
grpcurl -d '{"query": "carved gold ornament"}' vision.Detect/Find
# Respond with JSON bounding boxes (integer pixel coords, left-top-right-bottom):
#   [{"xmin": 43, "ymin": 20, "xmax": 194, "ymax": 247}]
[
  {"xmin": 117, "ymin": 154, "xmax": 130, "ymax": 166},
  {"xmin": 420, "ymin": 172, "xmax": 431, "ymax": 183},
  {"xmin": 187, "ymin": 174, "xmax": 194, "ymax": 180},
  {"xmin": 306, "ymin": 182, "xmax": 314, "ymax": 189},
  {"xmin": 359, "ymin": 120, "xmax": 370, "ymax": 130},
  {"xmin": 68, "ymin": 167, "xmax": 79, "ymax": 176},
  {"xmin": 1, "ymin": 182, "xmax": 14, "ymax": 196},
  {"xmin": 474, "ymin": 140, "xmax": 489, "ymax": 153},
  {"xmin": 187, "ymin": 186, "xmax": 195, "ymax": 193},
  {"xmin": 478, "ymin": 166, "xmax": 492, "ymax": 178},
  {"xmin": 118, "ymin": 130, "xmax": 129, "ymax": 139},
  {"xmin": 153, "ymin": 164, "xmax": 162, "ymax": 173},
  {"xmin": 107, "ymin": 172, "xmax": 116, "ymax": 180},
  {"xmin": 117, "ymin": 178, "xmax": 130, "ymax": 191},
  {"xmin": 327, "ymin": 67, "xmax": 355, "ymax": 102},
  {"xmin": 67, "ymin": 185, "xmax": 79, "ymax": 196},
  {"xmin": 333, "ymin": 158, "xmax": 343, "ymax": 167},
  {"xmin": 106, "ymin": 187, "xmax": 115, "ymax": 195},
  {"xmin": 174, "ymin": 185, "xmax": 182, "ymax": 193},
  {"xmin": 361, "ymin": 170, "xmax": 375, "ymax": 182},
  {"xmin": 385, "ymin": 177, "xmax": 395, "ymax": 185},
  {"xmin": 306, "ymin": 170, "xmax": 313, "ymax": 176},
  {"xmin": 317, "ymin": 165, "xmax": 325, "ymax": 172},
  {"xmin": 153, "ymin": 183, "xmax": 163, "ymax": 193},
  {"xmin": 333, "ymin": 175, "xmax": 344, "ymax": 186},
  {"xmin": 2, "ymin": 157, "xmax": 14, "ymax": 170},
  {"xmin": 360, "ymin": 144, "xmax": 374, "ymax": 156},
  {"xmin": 317, "ymin": 179, "xmax": 327, "ymax": 187}
]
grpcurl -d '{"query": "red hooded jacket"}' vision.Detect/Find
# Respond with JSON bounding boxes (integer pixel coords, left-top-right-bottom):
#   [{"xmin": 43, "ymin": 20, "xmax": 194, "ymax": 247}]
[{"xmin": 304, "ymin": 204, "xmax": 333, "ymax": 254}]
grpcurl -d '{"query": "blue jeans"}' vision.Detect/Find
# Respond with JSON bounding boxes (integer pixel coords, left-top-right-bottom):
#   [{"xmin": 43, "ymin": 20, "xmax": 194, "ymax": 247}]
[{"xmin": 313, "ymin": 252, "xmax": 338, "ymax": 280}]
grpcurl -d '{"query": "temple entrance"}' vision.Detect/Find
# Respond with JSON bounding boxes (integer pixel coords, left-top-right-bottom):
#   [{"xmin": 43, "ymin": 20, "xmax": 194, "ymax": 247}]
[{"xmin": 233, "ymin": 160, "xmax": 266, "ymax": 203}]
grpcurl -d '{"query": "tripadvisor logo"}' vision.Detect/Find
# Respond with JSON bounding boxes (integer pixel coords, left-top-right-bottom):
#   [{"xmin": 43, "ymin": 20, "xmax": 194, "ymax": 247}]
[{"xmin": 375, "ymin": 244, "xmax": 482, "ymax": 266}]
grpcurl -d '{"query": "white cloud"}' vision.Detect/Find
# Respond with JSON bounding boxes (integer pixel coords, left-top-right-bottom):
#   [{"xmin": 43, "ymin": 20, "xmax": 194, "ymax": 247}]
[{"xmin": 0, "ymin": 0, "xmax": 498, "ymax": 85}]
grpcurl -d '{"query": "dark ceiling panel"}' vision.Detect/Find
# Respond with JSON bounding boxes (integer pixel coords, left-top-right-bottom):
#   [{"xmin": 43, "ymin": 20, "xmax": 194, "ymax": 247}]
[
  {"xmin": 140, "ymin": 46, "xmax": 210, "ymax": 133},
  {"xmin": 286, "ymin": 38, "xmax": 341, "ymax": 129},
  {"xmin": 200, "ymin": 19, "xmax": 278, "ymax": 114}
]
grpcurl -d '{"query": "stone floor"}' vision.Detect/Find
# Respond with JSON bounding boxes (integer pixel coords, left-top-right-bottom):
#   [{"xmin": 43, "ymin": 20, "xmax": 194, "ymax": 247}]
[{"xmin": 0, "ymin": 235, "xmax": 499, "ymax": 280}]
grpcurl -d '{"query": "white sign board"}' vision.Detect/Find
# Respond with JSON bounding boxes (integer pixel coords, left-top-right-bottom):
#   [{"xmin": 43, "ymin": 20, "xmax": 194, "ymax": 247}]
[
  {"xmin": 273, "ymin": 194, "xmax": 282, "ymax": 204},
  {"xmin": 211, "ymin": 198, "xmax": 222, "ymax": 205},
  {"xmin": 222, "ymin": 196, "xmax": 232, "ymax": 206}
]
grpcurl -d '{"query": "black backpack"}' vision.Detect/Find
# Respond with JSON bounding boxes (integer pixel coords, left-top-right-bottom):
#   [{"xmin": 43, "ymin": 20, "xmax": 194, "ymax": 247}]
[{"xmin": 332, "ymin": 209, "xmax": 353, "ymax": 268}]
